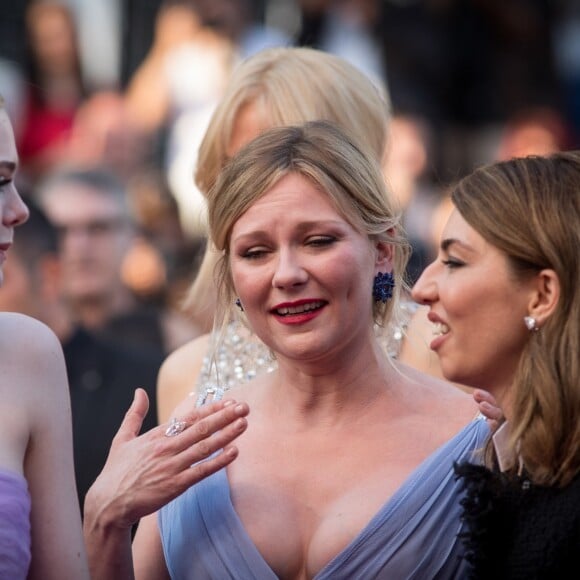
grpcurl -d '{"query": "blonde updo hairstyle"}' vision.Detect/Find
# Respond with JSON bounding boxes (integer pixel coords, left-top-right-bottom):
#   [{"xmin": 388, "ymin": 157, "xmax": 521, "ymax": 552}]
[
  {"xmin": 207, "ymin": 121, "xmax": 410, "ymax": 336},
  {"xmin": 185, "ymin": 47, "xmax": 391, "ymax": 330}
]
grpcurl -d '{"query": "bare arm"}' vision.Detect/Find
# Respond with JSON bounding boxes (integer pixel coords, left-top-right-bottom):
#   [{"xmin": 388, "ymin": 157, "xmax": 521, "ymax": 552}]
[
  {"xmin": 0, "ymin": 315, "xmax": 90, "ymax": 579},
  {"xmin": 83, "ymin": 388, "xmax": 249, "ymax": 580}
]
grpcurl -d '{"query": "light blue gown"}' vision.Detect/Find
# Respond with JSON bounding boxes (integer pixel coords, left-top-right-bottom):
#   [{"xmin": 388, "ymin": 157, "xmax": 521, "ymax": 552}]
[{"xmin": 159, "ymin": 416, "xmax": 489, "ymax": 579}]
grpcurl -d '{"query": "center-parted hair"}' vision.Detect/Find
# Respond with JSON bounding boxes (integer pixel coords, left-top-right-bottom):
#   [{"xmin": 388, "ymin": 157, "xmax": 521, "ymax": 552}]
[{"xmin": 207, "ymin": 120, "xmax": 410, "ymax": 332}]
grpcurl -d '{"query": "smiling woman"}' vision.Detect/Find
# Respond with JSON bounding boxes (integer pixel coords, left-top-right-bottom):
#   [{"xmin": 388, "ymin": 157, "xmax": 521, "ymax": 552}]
[
  {"xmin": 0, "ymin": 95, "xmax": 90, "ymax": 579},
  {"xmin": 412, "ymin": 150, "xmax": 580, "ymax": 578},
  {"xmin": 114, "ymin": 120, "xmax": 490, "ymax": 580}
]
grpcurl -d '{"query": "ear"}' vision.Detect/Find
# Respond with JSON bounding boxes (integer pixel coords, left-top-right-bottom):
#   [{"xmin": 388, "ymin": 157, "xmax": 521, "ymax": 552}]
[
  {"xmin": 374, "ymin": 238, "xmax": 394, "ymax": 274},
  {"xmin": 527, "ymin": 268, "xmax": 560, "ymax": 325}
]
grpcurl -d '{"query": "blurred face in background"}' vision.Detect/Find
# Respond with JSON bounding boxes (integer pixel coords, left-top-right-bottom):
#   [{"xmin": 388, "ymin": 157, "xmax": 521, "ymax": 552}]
[
  {"xmin": 0, "ymin": 108, "xmax": 29, "ymax": 287},
  {"xmin": 40, "ymin": 184, "xmax": 134, "ymax": 306}
]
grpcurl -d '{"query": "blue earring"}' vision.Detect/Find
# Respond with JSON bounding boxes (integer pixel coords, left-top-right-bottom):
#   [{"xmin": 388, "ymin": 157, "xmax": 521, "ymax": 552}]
[
  {"xmin": 372, "ymin": 271, "xmax": 395, "ymax": 303},
  {"xmin": 235, "ymin": 298, "xmax": 244, "ymax": 311}
]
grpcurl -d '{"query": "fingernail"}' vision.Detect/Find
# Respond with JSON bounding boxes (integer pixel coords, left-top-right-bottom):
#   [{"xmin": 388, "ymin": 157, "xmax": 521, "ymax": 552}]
[
  {"xmin": 235, "ymin": 403, "xmax": 246, "ymax": 414},
  {"xmin": 223, "ymin": 400, "xmax": 235, "ymax": 407}
]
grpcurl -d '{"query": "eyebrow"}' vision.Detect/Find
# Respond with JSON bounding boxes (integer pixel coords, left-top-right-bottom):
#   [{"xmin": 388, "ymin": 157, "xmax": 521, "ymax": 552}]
[
  {"xmin": 441, "ymin": 238, "xmax": 475, "ymax": 254},
  {"xmin": 232, "ymin": 219, "xmax": 346, "ymax": 244}
]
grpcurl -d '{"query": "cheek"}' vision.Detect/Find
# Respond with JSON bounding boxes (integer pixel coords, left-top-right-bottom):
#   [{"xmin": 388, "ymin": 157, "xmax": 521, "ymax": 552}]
[
  {"xmin": 232, "ymin": 264, "xmax": 267, "ymax": 302},
  {"xmin": 324, "ymin": 249, "xmax": 371, "ymax": 298}
]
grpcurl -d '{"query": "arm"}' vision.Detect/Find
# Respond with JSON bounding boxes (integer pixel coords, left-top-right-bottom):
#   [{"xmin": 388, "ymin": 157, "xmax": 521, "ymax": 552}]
[
  {"xmin": 83, "ymin": 388, "xmax": 249, "ymax": 580},
  {"xmin": 156, "ymin": 333, "xmax": 210, "ymax": 423},
  {"xmin": 2, "ymin": 315, "xmax": 90, "ymax": 579}
]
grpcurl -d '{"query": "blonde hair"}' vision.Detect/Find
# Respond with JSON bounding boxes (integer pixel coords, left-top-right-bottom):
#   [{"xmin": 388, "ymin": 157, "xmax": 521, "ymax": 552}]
[
  {"xmin": 207, "ymin": 121, "xmax": 410, "ymax": 335},
  {"xmin": 453, "ymin": 151, "xmax": 580, "ymax": 486},
  {"xmin": 184, "ymin": 47, "xmax": 391, "ymax": 330}
]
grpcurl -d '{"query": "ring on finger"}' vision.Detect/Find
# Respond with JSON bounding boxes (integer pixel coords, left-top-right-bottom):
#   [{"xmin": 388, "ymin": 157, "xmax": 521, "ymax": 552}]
[{"xmin": 165, "ymin": 417, "xmax": 188, "ymax": 437}]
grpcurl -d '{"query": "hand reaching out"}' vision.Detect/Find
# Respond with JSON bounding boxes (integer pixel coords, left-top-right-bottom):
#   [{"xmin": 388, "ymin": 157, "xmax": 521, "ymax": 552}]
[{"xmin": 84, "ymin": 388, "xmax": 249, "ymax": 529}]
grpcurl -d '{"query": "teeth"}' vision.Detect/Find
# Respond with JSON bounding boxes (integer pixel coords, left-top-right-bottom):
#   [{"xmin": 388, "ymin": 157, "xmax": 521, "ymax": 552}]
[
  {"xmin": 433, "ymin": 322, "xmax": 450, "ymax": 336},
  {"xmin": 276, "ymin": 301, "xmax": 324, "ymax": 315}
]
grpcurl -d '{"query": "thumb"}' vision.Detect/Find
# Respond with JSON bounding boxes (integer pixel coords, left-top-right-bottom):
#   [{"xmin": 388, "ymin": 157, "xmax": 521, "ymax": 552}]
[{"xmin": 113, "ymin": 388, "xmax": 150, "ymax": 444}]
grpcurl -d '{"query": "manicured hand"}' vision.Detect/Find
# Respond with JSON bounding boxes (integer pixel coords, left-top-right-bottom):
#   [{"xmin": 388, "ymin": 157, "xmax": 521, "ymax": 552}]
[{"xmin": 84, "ymin": 388, "xmax": 249, "ymax": 529}]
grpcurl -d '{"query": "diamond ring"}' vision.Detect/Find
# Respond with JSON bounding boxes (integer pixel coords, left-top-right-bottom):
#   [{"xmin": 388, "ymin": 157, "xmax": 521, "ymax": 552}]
[{"xmin": 165, "ymin": 417, "xmax": 188, "ymax": 437}]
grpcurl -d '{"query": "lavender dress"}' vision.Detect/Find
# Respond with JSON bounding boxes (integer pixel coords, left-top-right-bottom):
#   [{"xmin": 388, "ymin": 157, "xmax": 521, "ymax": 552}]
[{"xmin": 0, "ymin": 469, "xmax": 31, "ymax": 580}]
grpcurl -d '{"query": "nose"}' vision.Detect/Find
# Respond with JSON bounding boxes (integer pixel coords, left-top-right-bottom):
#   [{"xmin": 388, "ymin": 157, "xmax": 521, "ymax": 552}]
[
  {"xmin": 272, "ymin": 248, "xmax": 308, "ymax": 290},
  {"xmin": 4, "ymin": 185, "xmax": 29, "ymax": 227},
  {"xmin": 411, "ymin": 261, "xmax": 438, "ymax": 305}
]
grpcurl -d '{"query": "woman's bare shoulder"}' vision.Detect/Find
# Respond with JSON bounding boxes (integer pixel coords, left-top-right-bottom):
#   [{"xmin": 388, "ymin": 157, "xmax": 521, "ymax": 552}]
[
  {"xmin": 0, "ymin": 313, "xmax": 69, "ymax": 422},
  {"xmin": 159, "ymin": 333, "xmax": 211, "ymax": 383},
  {"xmin": 0, "ymin": 312, "xmax": 62, "ymax": 364},
  {"xmin": 395, "ymin": 360, "xmax": 477, "ymax": 417},
  {"xmin": 156, "ymin": 333, "xmax": 212, "ymax": 422}
]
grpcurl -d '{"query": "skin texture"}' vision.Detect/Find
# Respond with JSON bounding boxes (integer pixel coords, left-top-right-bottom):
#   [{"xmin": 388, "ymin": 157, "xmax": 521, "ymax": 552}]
[
  {"xmin": 0, "ymin": 107, "xmax": 90, "ymax": 578},
  {"xmin": 411, "ymin": 208, "xmax": 540, "ymax": 413},
  {"xmin": 132, "ymin": 170, "xmax": 478, "ymax": 579}
]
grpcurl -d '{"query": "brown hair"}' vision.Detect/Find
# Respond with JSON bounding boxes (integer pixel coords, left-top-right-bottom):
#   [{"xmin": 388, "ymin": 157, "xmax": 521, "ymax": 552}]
[{"xmin": 453, "ymin": 151, "xmax": 580, "ymax": 486}]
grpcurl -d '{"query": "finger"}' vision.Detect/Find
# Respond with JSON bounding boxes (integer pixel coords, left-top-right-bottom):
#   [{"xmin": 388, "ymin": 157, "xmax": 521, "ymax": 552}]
[
  {"xmin": 177, "ymin": 397, "xmax": 239, "ymax": 424},
  {"xmin": 472, "ymin": 389, "xmax": 496, "ymax": 405},
  {"xmin": 186, "ymin": 445, "xmax": 240, "ymax": 484},
  {"xmin": 479, "ymin": 401, "xmax": 502, "ymax": 421},
  {"xmin": 112, "ymin": 388, "xmax": 150, "ymax": 444},
  {"xmin": 168, "ymin": 402, "xmax": 250, "ymax": 453},
  {"xmin": 166, "ymin": 445, "xmax": 240, "ymax": 499},
  {"xmin": 178, "ymin": 414, "xmax": 248, "ymax": 467}
]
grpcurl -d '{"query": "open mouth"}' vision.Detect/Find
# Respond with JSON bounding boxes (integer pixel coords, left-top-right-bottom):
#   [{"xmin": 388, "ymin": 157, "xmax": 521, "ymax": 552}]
[
  {"xmin": 274, "ymin": 301, "xmax": 326, "ymax": 316},
  {"xmin": 433, "ymin": 322, "xmax": 450, "ymax": 336}
]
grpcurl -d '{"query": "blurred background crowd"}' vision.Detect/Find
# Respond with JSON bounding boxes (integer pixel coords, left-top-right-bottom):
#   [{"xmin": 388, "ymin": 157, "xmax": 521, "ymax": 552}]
[
  {"xmin": 1, "ymin": 0, "xmax": 579, "ymax": 302},
  {"xmin": 0, "ymin": 0, "xmax": 578, "ymax": 510}
]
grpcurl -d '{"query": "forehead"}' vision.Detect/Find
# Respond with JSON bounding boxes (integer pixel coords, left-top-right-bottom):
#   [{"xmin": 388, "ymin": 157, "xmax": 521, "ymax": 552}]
[
  {"xmin": 442, "ymin": 208, "xmax": 476, "ymax": 240},
  {"xmin": 442, "ymin": 208, "xmax": 501, "ymax": 260},
  {"xmin": 232, "ymin": 173, "xmax": 345, "ymax": 233},
  {"xmin": 0, "ymin": 109, "xmax": 18, "ymax": 165},
  {"xmin": 42, "ymin": 183, "xmax": 124, "ymax": 222}
]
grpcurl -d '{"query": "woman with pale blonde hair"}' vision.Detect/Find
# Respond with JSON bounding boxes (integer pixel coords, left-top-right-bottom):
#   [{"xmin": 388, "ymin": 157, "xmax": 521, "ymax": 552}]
[{"xmin": 0, "ymin": 95, "xmax": 90, "ymax": 579}]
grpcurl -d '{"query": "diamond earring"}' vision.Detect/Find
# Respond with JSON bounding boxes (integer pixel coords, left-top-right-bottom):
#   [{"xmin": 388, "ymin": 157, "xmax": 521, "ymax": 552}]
[
  {"xmin": 524, "ymin": 315, "xmax": 538, "ymax": 331},
  {"xmin": 235, "ymin": 298, "xmax": 244, "ymax": 312}
]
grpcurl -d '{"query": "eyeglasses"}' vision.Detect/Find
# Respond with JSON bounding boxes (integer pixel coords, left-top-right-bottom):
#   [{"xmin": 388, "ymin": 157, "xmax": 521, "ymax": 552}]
[{"xmin": 55, "ymin": 217, "xmax": 129, "ymax": 239}]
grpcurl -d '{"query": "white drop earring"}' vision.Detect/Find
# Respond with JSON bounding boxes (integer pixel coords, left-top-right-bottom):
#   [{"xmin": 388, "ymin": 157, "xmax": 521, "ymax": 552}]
[{"xmin": 524, "ymin": 315, "xmax": 539, "ymax": 331}]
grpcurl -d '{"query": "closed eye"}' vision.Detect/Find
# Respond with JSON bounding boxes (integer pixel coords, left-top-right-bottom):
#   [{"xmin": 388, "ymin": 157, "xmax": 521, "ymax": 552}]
[
  {"xmin": 241, "ymin": 247, "xmax": 269, "ymax": 260},
  {"xmin": 441, "ymin": 258, "xmax": 464, "ymax": 269},
  {"xmin": 306, "ymin": 236, "xmax": 336, "ymax": 247}
]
